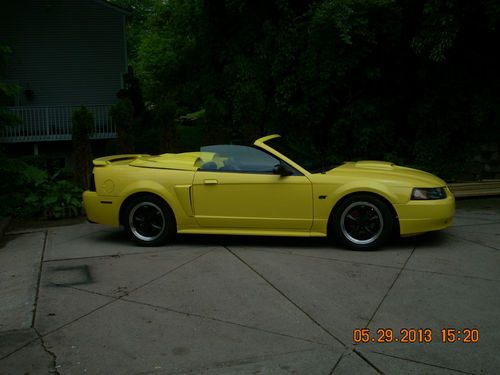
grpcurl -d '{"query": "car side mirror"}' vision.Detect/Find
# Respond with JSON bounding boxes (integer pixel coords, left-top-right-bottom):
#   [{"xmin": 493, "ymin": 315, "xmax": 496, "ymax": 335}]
[{"xmin": 273, "ymin": 164, "xmax": 293, "ymax": 177}]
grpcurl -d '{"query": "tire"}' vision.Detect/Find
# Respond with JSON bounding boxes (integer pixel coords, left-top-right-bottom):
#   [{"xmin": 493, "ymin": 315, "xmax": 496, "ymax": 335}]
[
  {"xmin": 331, "ymin": 194, "xmax": 394, "ymax": 250},
  {"xmin": 123, "ymin": 195, "xmax": 176, "ymax": 246}
]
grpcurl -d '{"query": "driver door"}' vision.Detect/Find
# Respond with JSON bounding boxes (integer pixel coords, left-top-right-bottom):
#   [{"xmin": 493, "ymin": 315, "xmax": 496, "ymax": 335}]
[{"xmin": 192, "ymin": 145, "xmax": 313, "ymax": 230}]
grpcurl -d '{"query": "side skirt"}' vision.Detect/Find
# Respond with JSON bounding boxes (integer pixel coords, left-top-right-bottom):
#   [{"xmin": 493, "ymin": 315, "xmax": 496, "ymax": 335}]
[{"xmin": 177, "ymin": 228, "xmax": 327, "ymax": 238}]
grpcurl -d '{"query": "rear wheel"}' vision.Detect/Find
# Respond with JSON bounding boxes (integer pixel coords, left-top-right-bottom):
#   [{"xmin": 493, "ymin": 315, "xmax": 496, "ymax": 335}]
[
  {"xmin": 331, "ymin": 194, "xmax": 394, "ymax": 250},
  {"xmin": 124, "ymin": 196, "xmax": 175, "ymax": 246}
]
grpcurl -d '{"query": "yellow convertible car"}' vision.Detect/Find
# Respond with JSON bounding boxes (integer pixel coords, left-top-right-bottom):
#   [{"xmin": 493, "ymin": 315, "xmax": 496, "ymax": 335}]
[{"xmin": 83, "ymin": 134, "xmax": 454, "ymax": 250}]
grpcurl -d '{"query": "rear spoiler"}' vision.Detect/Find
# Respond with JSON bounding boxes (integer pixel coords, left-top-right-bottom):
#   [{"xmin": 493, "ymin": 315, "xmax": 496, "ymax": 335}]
[{"xmin": 93, "ymin": 154, "xmax": 150, "ymax": 166}]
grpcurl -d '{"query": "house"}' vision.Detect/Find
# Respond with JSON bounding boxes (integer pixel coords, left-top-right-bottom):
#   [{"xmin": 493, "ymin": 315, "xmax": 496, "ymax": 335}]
[{"xmin": 0, "ymin": 0, "xmax": 128, "ymax": 156}]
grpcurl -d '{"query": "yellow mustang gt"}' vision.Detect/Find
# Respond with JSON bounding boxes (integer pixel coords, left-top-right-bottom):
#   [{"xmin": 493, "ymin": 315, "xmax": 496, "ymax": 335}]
[{"xmin": 83, "ymin": 134, "xmax": 454, "ymax": 250}]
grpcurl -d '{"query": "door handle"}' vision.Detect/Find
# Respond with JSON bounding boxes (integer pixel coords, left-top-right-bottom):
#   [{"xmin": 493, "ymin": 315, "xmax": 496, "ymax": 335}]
[{"xmin": 204, "ymin": 179, "xmax": 218, "ymax": 185}]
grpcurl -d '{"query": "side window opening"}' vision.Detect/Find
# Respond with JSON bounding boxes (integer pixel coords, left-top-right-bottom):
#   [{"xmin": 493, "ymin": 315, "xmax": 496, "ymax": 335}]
[{"xmin": 199, "ymin": 145, "xmax": 280, "ymax": 173}]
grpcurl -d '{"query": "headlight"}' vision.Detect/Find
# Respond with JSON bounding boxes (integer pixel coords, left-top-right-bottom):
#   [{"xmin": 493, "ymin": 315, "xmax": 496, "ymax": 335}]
[{"xmin": 411, "ymin": 187, "xmax": 446, "ymax": 200}]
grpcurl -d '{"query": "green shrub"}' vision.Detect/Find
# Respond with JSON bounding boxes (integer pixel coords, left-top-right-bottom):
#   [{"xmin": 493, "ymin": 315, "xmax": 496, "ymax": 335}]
[
  {"xmin": 0, "ymin": 157, "xmax": 82, "ymax": 219},
  {"xmin": 25, "ymin": 177, "xmax": 83, "ymax": 219}
]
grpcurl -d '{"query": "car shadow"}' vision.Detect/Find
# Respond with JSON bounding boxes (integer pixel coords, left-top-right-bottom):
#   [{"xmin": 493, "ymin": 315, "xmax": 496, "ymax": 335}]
[
  {"xmin": 175, "ymin": 231, "xmax": 450, "ymax": 251},
  {"xmin": 92, "ymin": 226, "xmax": 451, "ymax": 252},
  {"xmin": 175, "ymin": 233, "xmax": 331, "ymax": 249},
  {"xmin": 95, "ymin": 229, "xmax": 131, "ymax": 245}
]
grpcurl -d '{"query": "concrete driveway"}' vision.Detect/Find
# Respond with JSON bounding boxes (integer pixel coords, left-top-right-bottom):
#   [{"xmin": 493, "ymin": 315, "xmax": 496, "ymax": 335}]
[{"xmin": 1, "ymin": 198, "xmax": 499, "ymax": 375}]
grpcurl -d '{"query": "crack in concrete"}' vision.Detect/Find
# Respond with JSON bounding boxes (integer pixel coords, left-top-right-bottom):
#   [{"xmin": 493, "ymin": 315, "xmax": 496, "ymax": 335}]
[
  {"xmin": 365, "ymin": 245, "xmax": 416, "ymax": 329},
  {"xmin": 32, "ymin": 230, "xmax": 49, "ymax": 328},
  {"xmin": 224, "ymin": 247, "xmax": 346, "ymax": 343},
  {"xmin": 329, "ymin": 348, "xmax": 386, "ymax": 375},
  {"xmin": 34, "ymin": 327, "xmax": 60, "ymax": 375},
  {"xmin": 2, "ymin": 244, "xmax": 213, "ymax": 363},
  {"xmin": 223, "ymin": 246, "xmax": 388, "ymax": 374},
  {"xmin": 232, "ymin": 246, "xmax": 407, "ymax": 271},
  {"xmin": 445, "ymin": 232, "xmax": 499, "ymax": 251},
  {"xmin": 404, "ymin": 267, "xmax": 500, "ymax": 283},
  {"xmin": 446, "ymin": 222, "xmax": 500, "ymax": 233},
  {"xmin": 450, "ymin": 214, "xmax": 500, "ymax": 223},
  {"xmin": 0, "ymin": 334, "xmax": 37, "ymax": 361},
  {"xmin": 233, "ymin": 244, "xmax": 500, "ymax": 284},
  {"xmin": 4, "ymin": 229, "xmax": 48, "ymax": 235},
  {"xmin": 328, "ymin": 351, "xmax": 346, "ymax": 375},
  {"xmin": 122, "ymin": 297, "xmax": 332, "ymax": 347},
  {"xmin": 34, "ymin": 249, "xmax": 214, "ymax": 339},
  {"xmin": 43, "ymin": 250, "xmax": 165, "ymax": 263},
  {"xmin": 0, "ymin": 230, "xmax": 52, "ymax": 362},
  {"xmin": 369, "ymin": 350, "xmax": 478, "ymax": 375},
  {"xmin": 125, "ymin": 248, "xmax": 215, "ymax": 295},
  {"xmin": 42, "ymin": 246, "xmax": 216, "ymax": 264},
  {"xmin": 41, "ymin": 299, "xmax": 117, "ymax": 338},
  {"xmin": 353, "ymin": 349, "xmax": 384, "ymax": 374},
  {"xmin": 53, "ymin": 283, "xmax": 333, "ymax": 347},
  {"xmin": 3, "ymin": 219, "xmax": 494, "ymax": 374}
]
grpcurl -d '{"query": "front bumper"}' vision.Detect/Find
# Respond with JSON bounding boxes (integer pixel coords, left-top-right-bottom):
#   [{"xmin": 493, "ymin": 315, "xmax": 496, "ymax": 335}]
[
  {"xmin": 395, "ymin": 192, "xmax": 455, "ymax": 236},
  {"xmin": 82, "ymin": 191, "xmax": 121, "ymax": 227}
]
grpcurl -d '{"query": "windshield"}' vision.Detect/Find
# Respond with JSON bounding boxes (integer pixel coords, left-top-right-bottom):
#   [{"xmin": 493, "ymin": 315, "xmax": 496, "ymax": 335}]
[{"xmin": 263, "ymin": 136, "xmax": 339, "ymax": 173}]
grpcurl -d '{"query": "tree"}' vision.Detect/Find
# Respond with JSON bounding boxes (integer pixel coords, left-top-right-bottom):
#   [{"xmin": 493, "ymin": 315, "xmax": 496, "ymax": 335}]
[
  {"xmin": 72, "ymin": 107, "xmax": 93, "ymax": 190},
  {"xmin": 0, "ymin": 45, "xmax": 20, "ymax": 130},
  {"xmin": 130, "ymin": 0, "xmax": 500, "ymax": 179},
  {"xmin": 108, "ymin": 0, "xmax": 160, "ymax": 63},
  {"xmin": 109, "ymin": 99, "xmax": 135, "ymax": 154}
]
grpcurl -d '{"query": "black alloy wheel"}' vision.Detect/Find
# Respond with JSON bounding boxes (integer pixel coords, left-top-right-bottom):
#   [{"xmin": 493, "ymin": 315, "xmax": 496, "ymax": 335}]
[
  {"xmin": 332, "ymin": 194, "xmax": 394, "ymax": 250},
  {"xmin": 124, "ymin": 195, "xmax": 175, "ymax": 246}
]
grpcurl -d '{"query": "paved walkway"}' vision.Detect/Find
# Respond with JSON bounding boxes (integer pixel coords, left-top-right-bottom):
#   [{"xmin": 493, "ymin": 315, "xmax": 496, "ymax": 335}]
[{"xmin": 0, "ymin": 198, "xmax": 499, "ymax": 374}]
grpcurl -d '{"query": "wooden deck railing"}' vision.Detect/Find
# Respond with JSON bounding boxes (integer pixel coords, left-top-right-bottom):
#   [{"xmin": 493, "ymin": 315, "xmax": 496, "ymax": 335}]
[{"xmin": 0, "ymin": 105, "xmax": 116, "ymax": 142}]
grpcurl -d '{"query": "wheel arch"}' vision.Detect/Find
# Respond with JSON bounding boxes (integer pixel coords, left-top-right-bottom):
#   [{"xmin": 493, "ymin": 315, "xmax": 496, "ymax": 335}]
[
  {"xmin": 119, "ymin": 191, "xmax": 177, "ymax": 227},
  {"xmin": 327, "ymin": 191, "xmax": 400, "ymax": 236}
]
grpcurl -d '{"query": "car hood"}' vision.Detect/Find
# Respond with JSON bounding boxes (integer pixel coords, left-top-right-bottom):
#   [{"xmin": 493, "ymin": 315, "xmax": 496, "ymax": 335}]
[{"xmin": 327, "ymin": 161, "xmax": 447, "ymax": 187}]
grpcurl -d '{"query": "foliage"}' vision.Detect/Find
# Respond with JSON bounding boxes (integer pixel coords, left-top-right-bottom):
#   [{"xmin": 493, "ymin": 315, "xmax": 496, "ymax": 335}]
[
  {"xmin": 0, "ymin": 45, "xmax": 20, "ymax": 129},
  {"xmin": 72, "ymin": 106, "xmax": 93, "ymax": 190},
  {"xmin": 109, "ymin": 99, "xmax": 136, "ymax": 153},
  {"xmin": 108, "ymin": 0, "xmax": 160, "ymax": 63},
  {"xmin": 25, "ymin": 175, "xmax": 84, "ymax": 219},
  {"xmin": 154, "ymin": 98, "xmax": 178, "ymax": 152},
  {"xmin": 72, "ymin": 106, "xmax": 93, "ymax": 139},
  {"xmin": 114, "ymin": 0, "xmax": 500, "ymax": 180},
  {"xmin": 110, "ymin": 67, "xmax": 159, "ymax": 154},
  {"xmin": 0, "ymin": 157, "xmax": 83, "ymax": 219}
]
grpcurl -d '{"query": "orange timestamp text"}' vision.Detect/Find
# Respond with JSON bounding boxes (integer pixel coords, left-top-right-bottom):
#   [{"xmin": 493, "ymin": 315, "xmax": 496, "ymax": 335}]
[{"xmin": 353, "ymin": 328, "xmax": 479, "ymax": 344}]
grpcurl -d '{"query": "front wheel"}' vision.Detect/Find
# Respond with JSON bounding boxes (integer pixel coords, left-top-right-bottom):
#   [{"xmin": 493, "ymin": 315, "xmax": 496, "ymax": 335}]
[
  {"xmin": 331, "ymin": 194, "xmax": 394, "ymax": 250},
  {"xmin": 124, "ymin": 196, "xmax": 176, "ymax": 246}
]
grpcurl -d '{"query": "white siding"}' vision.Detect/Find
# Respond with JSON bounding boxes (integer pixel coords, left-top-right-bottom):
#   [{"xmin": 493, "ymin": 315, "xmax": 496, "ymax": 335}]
[{"xmin": 0, "ymin": 0, "xmax": 127, "ymax": 107}]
